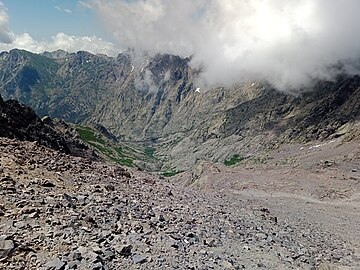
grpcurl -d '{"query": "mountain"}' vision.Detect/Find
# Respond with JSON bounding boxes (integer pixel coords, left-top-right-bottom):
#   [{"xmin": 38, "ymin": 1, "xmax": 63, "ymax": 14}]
[
  {"xmin": 1, "ymin": 50, "xmax": 360, "ymax": 270},
  {"xmin": 0, "ymin": 49, "xmax": 359, "ymax": 170}
]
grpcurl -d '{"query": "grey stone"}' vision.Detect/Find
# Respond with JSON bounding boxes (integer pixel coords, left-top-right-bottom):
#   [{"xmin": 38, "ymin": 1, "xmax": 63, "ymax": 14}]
[
  {"xmin": 132, "ymin": 253, "xmax": 147, "ymax": 264},
  {"xmin": 77, "ymin": 246, "xmax": 99, "ymax": 263},
  {"xmin": 91, "ymin": 262, "xmax": 104, "ymax": 270},
  {"xmin": 0, "ymin": 237, "xmax": 15, "ymax": 258},
  {"xmin": 102, "ymin": 248, "xmax": 115, "ymax": 260},
  {"xmin": 66, "ymin": 261, "xmax": 79, "ymax": 269},
  {"xmin": 114, "ymin": 244, "xmax": 132, "ymax": 257},
  {"xmin": 45, "ymin": 257, "xmax": 66, "ymax": 270},
  {"xmin": 68, "ymin": 250, "xmax": 82, "ymax": 261}
]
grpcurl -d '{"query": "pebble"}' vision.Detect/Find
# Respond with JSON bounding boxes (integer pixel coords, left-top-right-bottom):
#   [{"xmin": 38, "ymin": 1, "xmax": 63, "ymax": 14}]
[
  {"xmin": 0, "ymin": 237, "xmax": 15, "ymax": 258},
  {"xmin": 132, "ymin": 253, "xmax": 147, "ymax": 264},
  {"xmin": 45, "ymin": 257, "xmax": 66, "ymax": 270}
]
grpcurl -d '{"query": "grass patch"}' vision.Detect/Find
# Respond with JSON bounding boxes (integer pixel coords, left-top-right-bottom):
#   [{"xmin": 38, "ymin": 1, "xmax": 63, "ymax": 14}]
[
  {"xmin": 144, "ymin": 147, "xmax": 156, "ymax": 158},
  {"xmin": 76, "ymin": 126, "xmax": 134, "ymax": 167},
  {"xmin": 115, "ymin": 147, "xmax": 126, "ymax": 157},
  {"xmin": 88, "ymin": 142, "xmax": 112, "ymax": 156},
  {"xmin": 224, "ymin": 154, "xmax": 245, "ymax": 166},
  {"xmin": 110, "ymin": 157, "xmax": 134, "ymax": 167},
  {"xmin": 76, "ymin": 126, "xmax": 106, "ymax": 145},
  {"xmin": 161, "ymin": 170, "xmax": 183, "ymax": 177},
  {"xmin": 113, "ymin": 147, "xmax": 134, "ymax": 167}
]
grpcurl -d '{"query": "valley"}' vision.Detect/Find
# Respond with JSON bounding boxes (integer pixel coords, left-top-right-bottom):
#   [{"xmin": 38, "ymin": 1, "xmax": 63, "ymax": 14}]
[
  {"xmin": 0, "ymin": 49, "xmax": 359, "ymax": 269},
  {"xmin": 0, "ymin": 49, "xmax": 359, "ymax": 171}
]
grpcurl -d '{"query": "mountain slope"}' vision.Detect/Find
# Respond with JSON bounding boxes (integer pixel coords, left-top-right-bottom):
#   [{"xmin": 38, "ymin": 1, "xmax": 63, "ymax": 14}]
[
  {"xmin": 161, "ymin": 76, "xmax": 360, "ymax": 170},
  {"xmin": 0, "ymin": 49, "xmax": 359, "ymax": 170},
  {"xmin": 223, "ymin": 76, "xmax": 360, "ymax": 141}
]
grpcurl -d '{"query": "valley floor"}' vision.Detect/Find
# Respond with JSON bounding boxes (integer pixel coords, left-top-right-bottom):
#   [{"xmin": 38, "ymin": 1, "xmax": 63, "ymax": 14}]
[{"xmin": 0, "ymin": 136, "xmax": 359, "ymax": 269}]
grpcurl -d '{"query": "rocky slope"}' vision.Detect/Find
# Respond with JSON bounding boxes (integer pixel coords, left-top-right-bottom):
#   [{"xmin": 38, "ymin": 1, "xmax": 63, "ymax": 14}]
[
  {"xmin": 1, "ymin": 136, "xmax": 359, "ymax": 270},
  {"xmin": 0, "ymin": 94, "xmax": 93, "ymax": 158}
]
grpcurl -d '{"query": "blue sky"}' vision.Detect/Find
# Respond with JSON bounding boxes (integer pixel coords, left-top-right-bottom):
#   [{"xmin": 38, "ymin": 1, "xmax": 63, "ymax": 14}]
[
  {"xmin": 3, "ymin": 0, "xmax": 110, "ymax": 40},
  {"xmin": 0, "ymin": 0, "xmax": 119, "ymax": 55}
]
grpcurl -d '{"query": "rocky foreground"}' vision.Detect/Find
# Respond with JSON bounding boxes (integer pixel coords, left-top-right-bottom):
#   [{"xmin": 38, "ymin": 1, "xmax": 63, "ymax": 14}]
[{"xmin": 1, "ymin": 137, "xmax": 359, "ymax": 270}]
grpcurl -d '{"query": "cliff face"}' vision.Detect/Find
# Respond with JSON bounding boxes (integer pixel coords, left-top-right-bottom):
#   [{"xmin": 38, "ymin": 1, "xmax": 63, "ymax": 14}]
[
  {"xmin": 223, "ymin": 76, "xmax": 360, "ymax": 141},
  {"xmin": 0, "ymin": 49, "xmax": 359, "ymax": 170}
]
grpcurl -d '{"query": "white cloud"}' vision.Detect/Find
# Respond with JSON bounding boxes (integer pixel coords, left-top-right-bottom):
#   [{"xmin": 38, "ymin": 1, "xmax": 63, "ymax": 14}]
[
  {"xmin": 0, "ymin": 1, "xmax": 13, "ymax": 43},
  {"xmin": 92, "ymin": 0, "xmax": 360, "ymax": 91},
  {"xmin": 0, "ymin": 32, "xmax": 119, "ymax": 56},
  {"xmin": 78, "ymin": 1, "xmax": 93, "ymax": 10},
  {"xmin": 55, "ymin": 6, "xmax": 72, "ymax": 14}
]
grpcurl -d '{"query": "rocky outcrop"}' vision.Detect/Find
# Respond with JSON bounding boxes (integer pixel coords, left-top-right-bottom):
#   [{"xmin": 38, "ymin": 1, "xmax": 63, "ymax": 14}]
[{"xmin": 0, "ymin": 94, "xmax": 93, "ymax": 158}]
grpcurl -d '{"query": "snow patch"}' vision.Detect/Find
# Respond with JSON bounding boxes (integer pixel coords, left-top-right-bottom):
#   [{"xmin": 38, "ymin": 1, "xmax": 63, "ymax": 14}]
[{"xmin": 308, "ymin": 140, "xmax": 337, "ymax": 150}]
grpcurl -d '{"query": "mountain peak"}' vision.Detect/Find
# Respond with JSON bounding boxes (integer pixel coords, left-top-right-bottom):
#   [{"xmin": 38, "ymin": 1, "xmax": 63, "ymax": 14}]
[{"xmin": 42, "ymin": 49, "xmax": 71, "ymax": 59}]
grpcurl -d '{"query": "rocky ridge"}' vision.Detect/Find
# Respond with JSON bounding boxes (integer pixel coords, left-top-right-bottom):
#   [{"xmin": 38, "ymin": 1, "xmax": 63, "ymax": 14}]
[
  {"xmin": 0, "ymin": 93, "xmax": 93, "ymax": 159},
  {"xmin": 162, "ymin": 75, "xmax": 360, "ymax": 170}
]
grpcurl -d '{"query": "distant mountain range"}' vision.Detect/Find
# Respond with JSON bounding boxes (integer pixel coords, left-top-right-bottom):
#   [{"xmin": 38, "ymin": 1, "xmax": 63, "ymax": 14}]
[{"xmin": 0, "ymin": 49, "xmax": 359, "ymax": 170}]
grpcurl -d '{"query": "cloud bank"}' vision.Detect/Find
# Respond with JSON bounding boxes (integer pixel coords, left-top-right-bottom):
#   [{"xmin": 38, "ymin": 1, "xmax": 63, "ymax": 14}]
[
  {"xmin": 0, "ymin": 32, "xmax": 118, "ymax": 56},
  {"xmin": 92, "ymin": 0, "xmax": 360, "ymax": 90},
  {"xmin": 0, "ymin": 1, "xmax": 118, "ymax": 57}
]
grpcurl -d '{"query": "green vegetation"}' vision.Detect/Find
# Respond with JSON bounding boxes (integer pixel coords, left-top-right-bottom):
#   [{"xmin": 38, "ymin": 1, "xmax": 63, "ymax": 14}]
[
  {"xmin": 76, "ymin": 126, "xmax": 134, "ymax": 167},
  {"xmin": 76, "ymin": 126, "xmax": 106, "ymax": 145},
  {"xmin": 113, "ymin": 147, "xmax": 134, "ymax": 167},
  {"xmin": 224, "ymin": 154, "xmax": 245, "ymax": 166},
  {"xmin": 110, "ymin": 156, "xmax": 134, "ymax": 167},
  {"xmin": 144, "ymin": 147, "xmax": 156, "ymax": 158},
  {"xmin": 75, "ymin": 126, "xmax": 164, "ymax": 169},
  {"xmin": 115, "ymin": 147, "xmax": 125, "ymax": 156},
  {"xmin": 161, "ymin": 170, "xmax": 183, "ymax": 177}
]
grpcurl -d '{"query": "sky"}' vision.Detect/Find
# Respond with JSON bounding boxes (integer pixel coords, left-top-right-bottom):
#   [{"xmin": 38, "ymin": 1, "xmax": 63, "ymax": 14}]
[
  {"xmin": 3, "ymin": 0, "xmax": 104, "ymax": 39},
  {"xmin": 0, "ymin": 0, "xmax": 360, "ymax": 91},
  {"xmin": 0, "ymin": 0, "xmax": 118, "ymax": 55}
]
